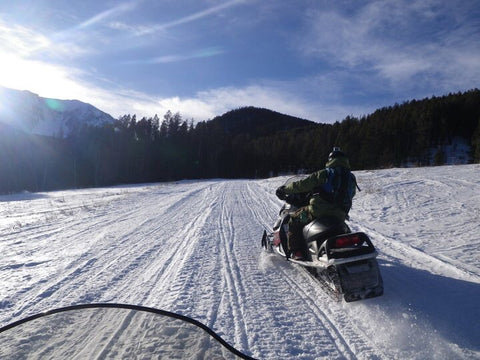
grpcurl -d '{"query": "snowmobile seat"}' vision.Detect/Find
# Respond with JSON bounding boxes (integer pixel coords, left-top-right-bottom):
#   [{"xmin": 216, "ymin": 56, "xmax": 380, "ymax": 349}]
[{"xmin": 303, "ymin": 217, "xmax": 350, "ymax": 244}]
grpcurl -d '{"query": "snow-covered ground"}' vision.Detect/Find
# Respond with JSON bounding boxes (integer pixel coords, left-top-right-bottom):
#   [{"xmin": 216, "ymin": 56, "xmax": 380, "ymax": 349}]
[{"xmin": 0, "ymin": 165, "xmax": 479, "ymax": 359}]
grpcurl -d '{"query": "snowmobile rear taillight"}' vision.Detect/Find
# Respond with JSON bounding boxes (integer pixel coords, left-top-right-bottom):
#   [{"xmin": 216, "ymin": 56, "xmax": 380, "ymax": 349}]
[
  {"xmin": 333, "ymin": 235, "xmax": 362, "ymax": 248},
  {"xmin": 325, "ymin": 232, "xmax": 376, "ymax": 259}
]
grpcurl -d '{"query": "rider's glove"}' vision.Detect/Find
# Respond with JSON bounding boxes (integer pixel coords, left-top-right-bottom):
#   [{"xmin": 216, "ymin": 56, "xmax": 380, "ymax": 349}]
[{"xmin": 276, "ymin": 186, "xmax": 287, "ymax": 200}]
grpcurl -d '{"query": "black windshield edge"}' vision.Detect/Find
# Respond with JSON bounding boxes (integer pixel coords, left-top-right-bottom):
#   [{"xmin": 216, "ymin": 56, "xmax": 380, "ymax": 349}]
[{"xmin": 0, "ymin": 303, "xmax": 257, "ymax": 360}]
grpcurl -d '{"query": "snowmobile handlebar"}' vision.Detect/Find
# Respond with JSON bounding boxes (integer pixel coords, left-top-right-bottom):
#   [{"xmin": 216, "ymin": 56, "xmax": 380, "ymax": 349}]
[{"xmin": 276, "ymin": 188, "xmax": 310, "ymax": 208}]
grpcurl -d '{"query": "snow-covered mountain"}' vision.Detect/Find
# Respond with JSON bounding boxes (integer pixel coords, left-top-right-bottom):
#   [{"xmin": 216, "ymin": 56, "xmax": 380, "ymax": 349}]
[
  {"xmin": 0, "ymin": 86, "xmax": 115, "ymax": 137},
  {"xmin": 0, "ymin": 165, "xmax": 479, "ymax": 359}
]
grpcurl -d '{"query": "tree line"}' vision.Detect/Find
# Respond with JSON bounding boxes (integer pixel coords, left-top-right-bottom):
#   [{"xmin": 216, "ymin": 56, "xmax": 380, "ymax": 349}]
[{"xmin": 0, "ymin": 89, "xmax": 479, "ymax": 194}]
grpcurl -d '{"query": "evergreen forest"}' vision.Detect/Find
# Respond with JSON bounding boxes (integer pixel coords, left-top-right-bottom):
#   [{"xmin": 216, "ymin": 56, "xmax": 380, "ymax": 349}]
[{"xmin": 1, "ymin": 89, "xmax": 479, "ymax": 194}]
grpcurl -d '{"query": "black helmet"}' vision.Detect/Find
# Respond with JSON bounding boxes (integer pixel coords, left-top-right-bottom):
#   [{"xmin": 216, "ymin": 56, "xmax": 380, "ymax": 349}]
[{"xmin": 328, "ymin": 147, "xmax": 346, "ymax": 161}]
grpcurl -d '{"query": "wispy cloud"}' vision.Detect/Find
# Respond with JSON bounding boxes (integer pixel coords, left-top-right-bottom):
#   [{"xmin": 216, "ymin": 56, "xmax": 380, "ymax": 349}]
[
  {"xmin": 110, "ymin": 0, "xmax": 247, "ymax": 36},
  {"xmin": 150, "ymin": 47, "xmax": 225, "ymax": 63},
  {"xmin": 107, "ymin": 21, "xmax": 150, "ymax": 36},
  {"xmin": 77, "ymin": 1, "xmax": 139, "ymax": 30},
  {"xmin": 123, "ymin": 47, "xmax": 224, "ymax": 65},
  {"xmin": 0, "ymin": 20, "xmax": 50, "ymax": 56},
  {"xmin": 0, "ymin": 1, "xmax": 138, "ymax": 61},
  {"xmin": 28, "ymin": 1, "xmax": 143, "ymax": 60},
  {"xmin": 298, "ymin": 0, "xmax": 480, "ymax": 95}
]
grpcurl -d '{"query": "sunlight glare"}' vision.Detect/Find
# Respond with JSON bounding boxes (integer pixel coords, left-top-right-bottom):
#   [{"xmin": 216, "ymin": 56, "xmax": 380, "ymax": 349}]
[
  {"xmin": 0, "ymin": 53, "xmax": 90, "ymax": 102},
  {"xmin": 0, "ymin": 20, "xmax": 50, "ymax": 56}
]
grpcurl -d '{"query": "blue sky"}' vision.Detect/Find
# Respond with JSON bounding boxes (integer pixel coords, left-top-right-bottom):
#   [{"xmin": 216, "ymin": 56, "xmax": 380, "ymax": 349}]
[{"xmin": 0, "ymin": 0, "xmax": 479, "ymax": 123}]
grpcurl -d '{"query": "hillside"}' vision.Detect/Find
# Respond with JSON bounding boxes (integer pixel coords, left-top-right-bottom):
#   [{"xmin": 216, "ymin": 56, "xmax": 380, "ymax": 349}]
[{"xmin": 205, "ymin": 106, "xmax": 316, "ymax": 136}]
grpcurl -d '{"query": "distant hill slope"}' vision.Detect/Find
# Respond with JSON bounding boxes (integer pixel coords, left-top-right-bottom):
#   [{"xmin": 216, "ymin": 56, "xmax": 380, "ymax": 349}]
[
  {"xmin": 0, "ymin": 86, "xmax": 115, "ymax": 137},
  {"xmin": 206, "ymin": 106, "xmax": 317, "ymax": 136}
]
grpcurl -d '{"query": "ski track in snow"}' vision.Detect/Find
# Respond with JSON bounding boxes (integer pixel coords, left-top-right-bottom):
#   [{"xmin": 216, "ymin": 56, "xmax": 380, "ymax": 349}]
[{"xmin": 0, "ymin": 165, "xmax": 479, "ymax": 359}]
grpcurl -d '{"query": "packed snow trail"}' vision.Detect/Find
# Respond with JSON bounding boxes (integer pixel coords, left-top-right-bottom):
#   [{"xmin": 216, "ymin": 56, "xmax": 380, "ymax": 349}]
[{"xmin": 1, "ymin": 165, "xmax": 479, "ymax": 359}]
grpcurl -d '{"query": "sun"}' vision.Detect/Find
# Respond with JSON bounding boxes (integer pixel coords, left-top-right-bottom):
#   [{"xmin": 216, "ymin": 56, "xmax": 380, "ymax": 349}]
[{"xmin": 0, "ymin": 19, "xmax": 81, "ymax": 102}]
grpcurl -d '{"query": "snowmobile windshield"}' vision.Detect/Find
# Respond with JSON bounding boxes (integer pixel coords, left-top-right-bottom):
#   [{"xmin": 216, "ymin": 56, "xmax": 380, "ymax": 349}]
[{"xmin": 0, "ymin": 304, "xmax": 255, "ymax": 360}]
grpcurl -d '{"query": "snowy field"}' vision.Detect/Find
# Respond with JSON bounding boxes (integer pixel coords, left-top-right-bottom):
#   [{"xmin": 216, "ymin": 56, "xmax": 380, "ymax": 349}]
[{"xmin": 0, "ymin": 164, "xmax": 479, "ymax": 359}]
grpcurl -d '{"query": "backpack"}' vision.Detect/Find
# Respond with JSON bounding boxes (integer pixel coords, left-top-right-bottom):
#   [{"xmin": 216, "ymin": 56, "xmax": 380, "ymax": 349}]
[{"xmin": 318, "ymin": 167, "xmax": 357, "ymax": 213}]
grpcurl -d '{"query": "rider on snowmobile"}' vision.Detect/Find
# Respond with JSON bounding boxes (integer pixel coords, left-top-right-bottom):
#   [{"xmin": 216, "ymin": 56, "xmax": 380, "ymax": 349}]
[{"xmin": 276, "ymin": 147, "xmax": 357, "ymax": 260}]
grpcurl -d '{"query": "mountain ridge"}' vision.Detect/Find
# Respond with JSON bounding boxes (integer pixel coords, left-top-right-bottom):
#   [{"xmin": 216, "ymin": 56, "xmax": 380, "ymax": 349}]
[
  {"xmin": 201, "ymin": 106, "xmax": 317, "ymax": 137},
  {"xmin": 0, "ymin": 86, "xmax": 115, "ymax": 137}
]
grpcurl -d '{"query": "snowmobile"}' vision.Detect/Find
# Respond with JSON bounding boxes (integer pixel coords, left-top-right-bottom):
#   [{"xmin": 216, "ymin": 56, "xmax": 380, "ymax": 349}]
[
  {"xmin": 261, "ymin": 176, "xmax": 383, "ymax": 302},
  {"xmin": 0, "ymin": 303, "xmax": 256, "ymax": 359}
]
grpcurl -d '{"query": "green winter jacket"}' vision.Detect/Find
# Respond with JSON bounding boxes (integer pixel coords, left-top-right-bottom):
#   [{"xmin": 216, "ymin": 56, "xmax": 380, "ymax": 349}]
[{"xmin": 284, "ymin": 156, "xmax": 355, "ymax": 221}]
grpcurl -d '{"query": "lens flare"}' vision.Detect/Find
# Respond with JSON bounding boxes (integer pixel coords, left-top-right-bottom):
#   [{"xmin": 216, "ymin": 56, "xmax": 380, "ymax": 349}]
[{"xmin": 45, "ymin": 98, "xmax": 64, "ymax": 111}]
